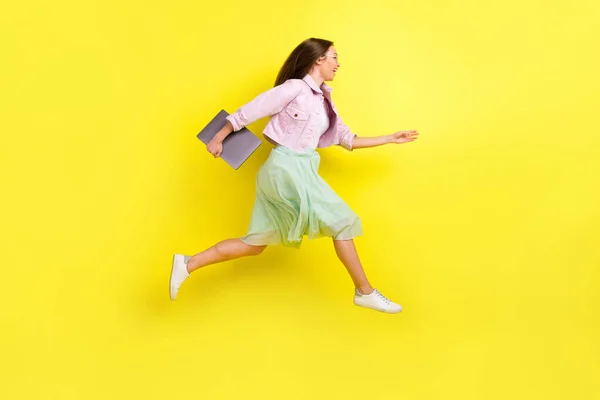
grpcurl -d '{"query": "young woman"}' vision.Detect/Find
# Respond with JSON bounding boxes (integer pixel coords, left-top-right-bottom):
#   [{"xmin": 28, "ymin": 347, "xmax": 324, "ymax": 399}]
[{"xmin": 170, "ymin": 38, "xmax": 419, "ymax": 313}]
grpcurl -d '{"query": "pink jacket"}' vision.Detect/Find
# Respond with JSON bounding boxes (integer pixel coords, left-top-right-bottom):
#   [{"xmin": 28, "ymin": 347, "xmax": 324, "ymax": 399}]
[{"xmin": 225, "ymin": 74, "xmax": 356, "ymax": 152}]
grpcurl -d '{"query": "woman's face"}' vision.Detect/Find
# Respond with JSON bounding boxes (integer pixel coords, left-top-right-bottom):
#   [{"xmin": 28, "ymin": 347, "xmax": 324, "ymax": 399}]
[{"xmin": 317, "ymin": 46, "xmax": 340, "ymax": 81}]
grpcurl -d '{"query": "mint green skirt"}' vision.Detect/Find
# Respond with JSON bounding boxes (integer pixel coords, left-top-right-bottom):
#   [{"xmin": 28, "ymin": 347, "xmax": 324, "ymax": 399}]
[{"xmin": 241, "ymin": 146, "xmax": 363, "ymax": 248}]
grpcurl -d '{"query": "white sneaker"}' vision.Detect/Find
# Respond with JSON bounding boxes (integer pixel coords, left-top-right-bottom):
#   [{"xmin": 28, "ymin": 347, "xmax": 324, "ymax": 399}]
[
  {"xmin": 353, "ymin": 289, "xmax": 402, "ymax": 313},
  {"xmin": 169, "ymin": 254, "xmax": 190, "ymax": 300}
]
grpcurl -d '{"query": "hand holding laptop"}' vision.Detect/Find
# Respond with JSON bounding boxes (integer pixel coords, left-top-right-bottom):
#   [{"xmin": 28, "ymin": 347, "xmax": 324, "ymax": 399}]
[
  {"xmin": 197, "ymin": 110, "xmax": 262, "ymax": 170},
  {"xmin": 206, "ymin": 133, "xmax": 225, "ymax": 158}
]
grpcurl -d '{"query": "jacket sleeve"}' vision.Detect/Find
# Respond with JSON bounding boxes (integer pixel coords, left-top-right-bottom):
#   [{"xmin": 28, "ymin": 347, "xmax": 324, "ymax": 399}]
[
  {"xmin": 225, "ymin": 79, "xmax": 303, "ymax": 131},
  {"xmin": 331, "ymin": 104, "xmax": 357, "ymax": 151}
]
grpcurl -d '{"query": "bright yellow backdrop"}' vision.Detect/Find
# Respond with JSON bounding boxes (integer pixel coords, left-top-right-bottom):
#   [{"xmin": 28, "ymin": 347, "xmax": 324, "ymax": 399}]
[{"xmin": 1, "ymin": 0, "xmax": 599, "ymax": 399}]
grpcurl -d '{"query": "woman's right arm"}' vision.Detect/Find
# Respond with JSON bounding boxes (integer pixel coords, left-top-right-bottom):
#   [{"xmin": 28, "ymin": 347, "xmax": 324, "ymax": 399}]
[
  {"xmin": 207, "ymin": 79, "xmax": 302, "ymax": 157},
  {"xmin": 226, "ymin": 79, "xmax": 302, "ymax": 133},
  {"xmin": 225, "ymin": 79, "xmax": 303, "ymax": 132}
]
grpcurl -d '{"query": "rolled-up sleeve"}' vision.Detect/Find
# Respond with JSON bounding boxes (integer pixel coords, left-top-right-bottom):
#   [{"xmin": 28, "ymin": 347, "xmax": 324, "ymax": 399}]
[
  {"xmin": 226, "ymin": 79, "xmax": 303, "ymax": 131},
  {"xmin": 334, "ymin": 114, "xmax": 357, "ymax": 151}
]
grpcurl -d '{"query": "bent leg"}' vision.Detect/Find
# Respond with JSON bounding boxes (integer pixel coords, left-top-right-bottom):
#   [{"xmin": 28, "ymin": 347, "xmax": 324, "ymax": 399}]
[{"xmin": 187, "ymin": 238, "xmax": 267, "ymax": 273}]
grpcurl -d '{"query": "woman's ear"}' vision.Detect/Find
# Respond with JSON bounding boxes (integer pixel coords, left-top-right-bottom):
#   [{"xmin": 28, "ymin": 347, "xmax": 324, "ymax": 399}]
[{"xmin": 315, "ymin": 55, "xmax": 326, "ymax": 65}]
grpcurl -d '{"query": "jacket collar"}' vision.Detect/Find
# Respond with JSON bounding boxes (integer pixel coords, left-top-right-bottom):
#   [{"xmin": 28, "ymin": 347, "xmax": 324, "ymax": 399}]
[{"xmin": 302, "ymin": 74, "xmax": 333, "ymax": 94}]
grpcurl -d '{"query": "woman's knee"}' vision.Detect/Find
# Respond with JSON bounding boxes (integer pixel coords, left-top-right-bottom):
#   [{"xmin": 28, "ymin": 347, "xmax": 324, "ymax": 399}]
[{"xmin": 245, "ymin": 244, "xmax": 267, "ymax": 256}]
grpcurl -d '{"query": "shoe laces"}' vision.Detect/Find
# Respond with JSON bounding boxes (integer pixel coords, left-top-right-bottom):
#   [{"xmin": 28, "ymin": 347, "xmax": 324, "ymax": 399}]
[{"xmin": 374, "ymin": 290, "xmax": 391, "ymax": 304}]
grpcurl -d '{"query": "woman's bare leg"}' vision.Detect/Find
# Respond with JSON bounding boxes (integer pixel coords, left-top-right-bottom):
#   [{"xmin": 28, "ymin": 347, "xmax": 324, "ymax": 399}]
[
  {"xmin": 170, "ymin": 238, "xmax": 267, "ymax": 300},
  {"xmin": 333, "ymin": 238, "xmax": 402, "ymax": 313},
  {"xmin": 333, "ymin": 239, "xmax": 374, "ymax": 294},
  {"xmin": 186, "ymin": 239, "xmax": 267, "ymax": 273}
]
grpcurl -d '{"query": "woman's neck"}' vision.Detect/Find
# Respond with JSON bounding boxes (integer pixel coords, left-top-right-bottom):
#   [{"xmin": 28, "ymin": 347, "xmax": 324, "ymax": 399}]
[{"xmin": 308, "ymin": 70, "xmax": 324, "ymax": 87}]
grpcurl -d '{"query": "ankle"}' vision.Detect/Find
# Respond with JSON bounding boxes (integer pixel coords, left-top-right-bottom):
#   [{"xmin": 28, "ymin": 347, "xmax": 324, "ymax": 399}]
[
  {"xmin": 357, "ymin": 286, "xmax": 374, "ymax": 295},
  {"xmin": 184, "ymin": 256, "xmax": 194, "ymax": 274}
]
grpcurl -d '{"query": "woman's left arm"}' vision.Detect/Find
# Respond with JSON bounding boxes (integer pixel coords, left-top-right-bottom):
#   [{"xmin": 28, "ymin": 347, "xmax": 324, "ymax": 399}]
[{"xmin": 352, "ymin": 130, "xmax": 419, "ymax": 149}]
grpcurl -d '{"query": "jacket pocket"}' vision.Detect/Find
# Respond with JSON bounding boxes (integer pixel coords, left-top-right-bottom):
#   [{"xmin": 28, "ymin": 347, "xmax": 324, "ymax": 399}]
[
  {"xmin": 285, "ymin": 106, "xmax": 309, "ymax": 121},
  {"xmin": 284, "ymin": 106, "xmax": 309, "ymax": 135}
]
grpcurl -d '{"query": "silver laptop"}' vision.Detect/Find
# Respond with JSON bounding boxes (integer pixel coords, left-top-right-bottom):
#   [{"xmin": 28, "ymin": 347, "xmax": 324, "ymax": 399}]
[{"xmin": 197, "ymin": 110, "xmax": 262, "ymax": 170}]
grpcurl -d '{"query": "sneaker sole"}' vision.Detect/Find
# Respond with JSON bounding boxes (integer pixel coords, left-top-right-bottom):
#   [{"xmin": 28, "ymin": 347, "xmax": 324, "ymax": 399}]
[{"xmin": 354, "ymin": 300, "xmax": 402, "ymax": 314}]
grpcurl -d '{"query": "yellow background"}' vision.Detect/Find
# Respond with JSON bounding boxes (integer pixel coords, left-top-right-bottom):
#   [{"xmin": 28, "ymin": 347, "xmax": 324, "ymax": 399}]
[{"xmin": 1, "ymin": 0, "xmax": 599, "ymax": 398}]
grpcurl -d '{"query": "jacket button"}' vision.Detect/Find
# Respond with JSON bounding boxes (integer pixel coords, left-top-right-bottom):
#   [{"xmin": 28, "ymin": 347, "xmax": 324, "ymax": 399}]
[{"xmin": 294, "ymin": 114, "xmax": 298, "ymax": 117}]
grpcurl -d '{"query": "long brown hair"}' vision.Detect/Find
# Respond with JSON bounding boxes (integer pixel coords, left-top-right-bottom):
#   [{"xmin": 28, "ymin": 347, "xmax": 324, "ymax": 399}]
[{"xmin": 274, "ymin": 38, "xmax": 334, "ymax": 87}]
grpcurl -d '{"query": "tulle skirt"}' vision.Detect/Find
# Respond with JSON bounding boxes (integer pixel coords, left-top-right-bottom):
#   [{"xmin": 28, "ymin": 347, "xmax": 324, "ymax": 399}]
[{"xmin": 241, "ymin": 145, "xmax": 363, "ymax": 248}]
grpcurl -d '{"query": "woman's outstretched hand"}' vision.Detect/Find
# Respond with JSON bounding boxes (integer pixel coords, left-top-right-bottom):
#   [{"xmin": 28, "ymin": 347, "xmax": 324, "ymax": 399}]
[
  {"xmin": 351, "ymin": 130, "xmax": 420, "ymax": 149},
  {"xmin": 207, "ymin": 139, "xmax": 223, "ymax": 158},
  {"xmin": 391, "ymin": 130, "xmax": 419, "ymax": 144}
]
